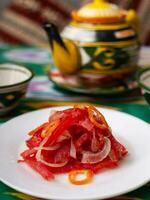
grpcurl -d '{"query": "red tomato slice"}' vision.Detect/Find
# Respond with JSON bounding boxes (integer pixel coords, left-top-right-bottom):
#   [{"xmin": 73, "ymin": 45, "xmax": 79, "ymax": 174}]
[
  {"xmin": 92, "ymin": 159, "xmax": 118, "ymax": 173},
  {"xmin": 82, "ymin": 158, "xmax": 118, "ymax": 173},
  {"xmin": 110, "ymin": 135, "xmax": 128, "ymax": 159},
  {"xmin": 21, "ymin": 149, "xmax": 37, "ymax": 159},
  {"xmin": 45, "ymin": 109, "xmax": 85, "ymax": 145},
  {"xmin": 26, "ymin": 131, "xmax": 43, "ymax": 149},
  {"xmin": 23, "ymin": 157, "xmax": 54, "ymax": 180}
]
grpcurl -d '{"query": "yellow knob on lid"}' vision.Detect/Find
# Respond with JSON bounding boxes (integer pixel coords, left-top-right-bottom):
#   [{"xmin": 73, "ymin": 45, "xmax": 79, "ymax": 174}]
[{"xmin": 72, "ymin": 0, "xmax": 126, "ymax": 24}]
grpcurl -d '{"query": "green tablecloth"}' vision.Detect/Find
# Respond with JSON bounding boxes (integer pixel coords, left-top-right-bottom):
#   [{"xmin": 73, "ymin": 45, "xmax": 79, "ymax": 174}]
[{"xmin": 0, "ymin": 45, "xmax": 150, "ymax": 200}]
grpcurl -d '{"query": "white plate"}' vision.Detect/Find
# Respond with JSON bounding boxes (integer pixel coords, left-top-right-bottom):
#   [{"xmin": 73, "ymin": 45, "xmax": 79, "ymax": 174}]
[{"xmin": 0, "ymin": 107, "xmax": 150, "ymax": 200}]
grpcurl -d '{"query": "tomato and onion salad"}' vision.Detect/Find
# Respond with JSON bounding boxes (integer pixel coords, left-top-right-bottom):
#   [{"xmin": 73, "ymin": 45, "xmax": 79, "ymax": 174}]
[{"xmin": 18, "ymin": 105, "xmax": 128, "ymax": 185}]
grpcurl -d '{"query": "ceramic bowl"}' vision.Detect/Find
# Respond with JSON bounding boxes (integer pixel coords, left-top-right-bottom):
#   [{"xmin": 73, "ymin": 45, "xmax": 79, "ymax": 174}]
[
  {"xmin": 0, "ymin": 64, "xmax": 33, "ymax": 116},
  {"xmin": 137, "ymin": 67, "xmax": 150, "ymax": 105}
]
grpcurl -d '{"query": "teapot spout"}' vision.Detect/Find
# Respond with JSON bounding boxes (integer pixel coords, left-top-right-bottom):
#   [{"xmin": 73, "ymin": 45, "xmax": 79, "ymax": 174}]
[
  {"xmin": 43, "ymin": 22, "xmax": 81, "ymax": 75},
  {"xmin": 43, "ymin": 22, "xmax": 67, "ymax": 51}
]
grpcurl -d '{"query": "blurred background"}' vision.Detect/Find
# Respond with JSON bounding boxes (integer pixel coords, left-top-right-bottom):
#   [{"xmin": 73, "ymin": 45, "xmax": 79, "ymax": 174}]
[{"xmin": 0, "ymin": 0, "xmax": 150, "ymax": 46}]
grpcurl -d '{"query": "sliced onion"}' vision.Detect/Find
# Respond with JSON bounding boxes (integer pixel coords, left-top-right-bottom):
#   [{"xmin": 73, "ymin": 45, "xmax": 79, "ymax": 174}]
[
  {"xmin": 34, "ymin": 143, "xmax": 60, "ymax": 151},
  {"xmin": 36, "ymin": 135, "xmax": 68, "ymax": 167},
  {"xmin": 37, "ymin": 155, "xmax": 68, "ymax": 168},
  {"xmin": 70, "ymin": 139, "xmax": 76, "ymax": 159},
  {"xmin": 108, "ymin": 149, "xmax": 118, "ymax": 162},
  {"xmin": 56, "ymin": 130, "xmax": 71, "ymax": 142},
  {"xmin": 79, "ymin": 118, "xmax": 94, "ymax": 131},
  {"xmin": 81, "ymin": 137, "xmax": 111, "ymax": 164},
  {"xmin": 91, "ymin": 130, "xmax": 99, "ymax": 152}
]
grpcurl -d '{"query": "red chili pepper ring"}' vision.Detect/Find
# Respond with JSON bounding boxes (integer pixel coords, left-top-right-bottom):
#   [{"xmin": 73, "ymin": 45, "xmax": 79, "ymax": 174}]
[{"xmin": 68, "ymin": 170, "xmax": 93, "ymax": 185}]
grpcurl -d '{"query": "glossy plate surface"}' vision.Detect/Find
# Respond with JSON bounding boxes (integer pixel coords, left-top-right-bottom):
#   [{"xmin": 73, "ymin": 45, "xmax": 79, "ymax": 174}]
[{"xmin": 0, "ymin": 107, "xmax": 150, "ymax": 200}]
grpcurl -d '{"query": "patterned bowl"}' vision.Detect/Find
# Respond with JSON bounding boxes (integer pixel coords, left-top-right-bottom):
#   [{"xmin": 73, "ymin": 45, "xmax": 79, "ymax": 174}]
[
  {"xmin": 0, "ymin": 64, "xmax": 33, "ymax": 116},
  {"xmin": 137, "ymin": 67, "xmax": 150, "ymax": 105}
]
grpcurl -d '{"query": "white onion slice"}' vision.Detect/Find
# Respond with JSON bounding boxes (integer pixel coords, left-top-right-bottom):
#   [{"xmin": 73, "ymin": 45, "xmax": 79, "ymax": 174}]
[
  {"xmin": 37, "ymin": 154, "xmax": 68, "ymax": 167},
  {"xmin": 81, "ymin": 137, "xmax": 111, "ymax": 164},
  {"xmin": 36, "ymin": 135, "xmax": 68, "ymax": 167},
  {"xmin": 70, "ymin": 139, "xmax": 76, "ymax": 159},
  {"xmin": 56, "ymin": 130, "xmax": 71, "ymax": 142},
  {"xmin": 79, "ymin": 118, "xmax": 94, "ymax": 131},
  {"xmin": 34, "ymin": 144, "xmax": 60, "ymax": 151}
]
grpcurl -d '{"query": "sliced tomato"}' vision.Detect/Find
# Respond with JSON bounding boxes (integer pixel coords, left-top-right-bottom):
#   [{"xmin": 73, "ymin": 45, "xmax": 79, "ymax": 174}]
[
  {"xmin": 75, "ymin": 132, "xmax": 90, "ymax": 148},
  {"xmin": 21, "ymin": 149, "xmax": 37, "ymax": 159},
  {"xmin": 47, "ymin": 159, "xmax": 83, "ymax": 174},
  {"xmin": 23, "ymin": 157, "xmax": 54, "ymax": 180},
  {"xmin": 82, "ymin": 158, "xmax": 118, "ymax": 173},
  {"xmin": 92, "ymin": 158, "xmax": 118, "ymax": 173},
  {"xmin": 45, "ymin": 109, "xmax": 85, "ymax": 145},
  {"xmin": 110, "ymin": 135, "xmax": 128, "ymax": 159},
  {"xmin": 26, "ymin": 131, "xmax": 43, "ymax": 149}
]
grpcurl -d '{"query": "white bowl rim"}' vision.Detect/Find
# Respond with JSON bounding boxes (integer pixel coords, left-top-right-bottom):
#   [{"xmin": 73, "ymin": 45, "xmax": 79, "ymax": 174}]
[{"xmin": 0, "ymin": 63, "xmax": 33, "ymax": 89}]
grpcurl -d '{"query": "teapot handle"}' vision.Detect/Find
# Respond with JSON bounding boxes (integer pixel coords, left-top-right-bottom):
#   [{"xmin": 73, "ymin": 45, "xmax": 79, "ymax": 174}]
[{"xmin": 125, "ymin": 9, "xmax": 140, "ymax": 34}]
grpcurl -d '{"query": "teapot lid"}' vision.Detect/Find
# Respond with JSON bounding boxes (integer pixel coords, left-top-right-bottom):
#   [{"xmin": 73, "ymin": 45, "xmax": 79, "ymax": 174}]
[{"xmin": 72, "ymin": 0, "xmax": 126, "ymax": 24}]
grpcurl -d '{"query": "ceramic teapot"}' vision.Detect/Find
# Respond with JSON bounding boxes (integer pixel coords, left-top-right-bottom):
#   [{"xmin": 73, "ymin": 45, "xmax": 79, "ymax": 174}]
[{"xmin": 44, "ymin": 0, "xmax": 140, "ymax": 89}]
